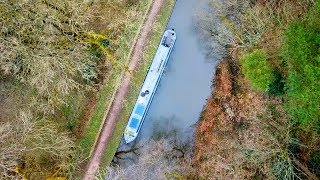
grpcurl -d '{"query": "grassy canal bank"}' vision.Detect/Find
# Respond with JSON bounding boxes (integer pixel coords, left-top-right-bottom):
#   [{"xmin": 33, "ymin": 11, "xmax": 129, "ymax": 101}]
[
  {"xmin": 78, "ymin": 0, "xmax": 176, "ymax": 173},
  {"xmin": 100, "ymin": 0, "xmax": 176, "ymax": 168},
  {"xmin": 78, "ymin": 0, "xmax": 154, "ymax": 162}
]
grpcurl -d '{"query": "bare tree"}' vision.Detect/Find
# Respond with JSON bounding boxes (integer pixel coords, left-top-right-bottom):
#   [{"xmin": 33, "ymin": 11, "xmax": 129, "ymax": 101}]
[
  {"xmin": 0, "ymin": 111, "xmax": 32, "ymax": 179},
  {"xmin": 23, "ymin": 119, "xmax": 76, "ymax": 179},
  {"xmin": 196, "ymin": 0, "xmax": 314, "ymax": 59},
  {"xmin": 0, "ymin": 110, "xmax": 77, "ymax": 179},
  {"xmin": 0, "ymin": 0, "xmax": 158, "ymax": 179},
  {"xmin": 0, "ymin": 0, "xmax": 103, "ymax": 113},
  {"xmin": 106, "ymin": 138, "xmax": 192, "ymax": 180}
]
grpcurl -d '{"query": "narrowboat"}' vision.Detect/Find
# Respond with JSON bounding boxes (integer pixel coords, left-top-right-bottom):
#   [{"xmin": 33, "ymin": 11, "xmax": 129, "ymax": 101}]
[{"xmin": 124, "ymin": 29, "xmax": 176, "ymax": 143}]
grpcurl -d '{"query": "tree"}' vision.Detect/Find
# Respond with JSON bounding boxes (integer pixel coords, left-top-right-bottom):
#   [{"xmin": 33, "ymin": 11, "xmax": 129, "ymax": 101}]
[
  {"xmin": 196, "ymin": 0, "xmax": 314, "ymax": 60},
  {"xmin": 282, "ymin": 1, "xmax": 320, "ymax": 125},
  {"xmin": 106, "ymin": 138, "xmax": 192, "ymax": 180},
  {"xmin": 22, "ymin": 119, "xmax": 76, "ymax": 179},
  {"xmin": 0, "ymin": 110, "xmax": 76, "ymax": 179},
  {"xmin": 0, "ymin": 111, "xmax": 32, "ymax": 179},
  {"xmin": 0, "ymin": 0, "xmax": 103, "ymax": 113},
  {"xmin": 241, "ymin": 49, "xmax": 275, "ymax": 91},
  {"xmin": 0, "ymin": 0, "xmax": 152, "ymax": 178}
]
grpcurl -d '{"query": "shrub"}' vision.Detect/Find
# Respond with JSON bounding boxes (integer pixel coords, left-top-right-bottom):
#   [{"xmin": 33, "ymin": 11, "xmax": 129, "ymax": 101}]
[
  {"xmin": 281, "ymin": 2, "xmax": 320, "ymax": 125},
  {"xmin": 309, "ymin": 151, "xmax": 320, "ymax": 177},
  {"xmin": 241, "ymin": 49, "xmax": 275, "ymax": 91},
  {"xmin": 268, "ymin": 70, "xmax": 285, "ymax": 96}
]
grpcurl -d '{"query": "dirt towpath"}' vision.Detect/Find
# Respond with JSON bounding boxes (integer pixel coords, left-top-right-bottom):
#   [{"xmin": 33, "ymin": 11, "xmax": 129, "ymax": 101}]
[{"xmin": 82, "ymin": 0, "xmax": 165, "ymax": 179}]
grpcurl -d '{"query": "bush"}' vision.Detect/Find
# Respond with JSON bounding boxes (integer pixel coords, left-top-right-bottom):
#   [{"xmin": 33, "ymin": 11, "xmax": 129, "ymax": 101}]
[
  {"xmin": 309, "ymin": 151, "xmax": 320, "ymax": 177},
  {"xmin": 241, "ymin": 49, "xmax": 275, "ymax": 91},
  {"xmin": 281, "ymin": 2, "xmax": 320, "ymax": 125},
  {"xmin": 268, "ymin": 70, "xmax": 285, "ymax": 96}
]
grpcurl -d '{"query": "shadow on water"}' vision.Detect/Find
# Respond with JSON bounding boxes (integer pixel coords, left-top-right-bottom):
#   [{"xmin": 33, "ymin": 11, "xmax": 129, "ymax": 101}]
[{"xmin": 112, "ymin": 117, "xmax": 194, "ymax": 167}]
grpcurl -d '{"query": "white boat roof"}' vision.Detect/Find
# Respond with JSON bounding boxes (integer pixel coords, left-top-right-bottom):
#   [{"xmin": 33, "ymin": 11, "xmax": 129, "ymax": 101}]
[{"xmin": 124, "ymin": 29, "xmax": 176, "ymax": 143}]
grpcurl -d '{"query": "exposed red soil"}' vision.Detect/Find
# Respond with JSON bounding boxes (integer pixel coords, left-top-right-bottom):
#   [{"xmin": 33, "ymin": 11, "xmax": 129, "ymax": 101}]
[{"xmin": 82, "ymin": 0, "xmax": 165, "ymax": 179}]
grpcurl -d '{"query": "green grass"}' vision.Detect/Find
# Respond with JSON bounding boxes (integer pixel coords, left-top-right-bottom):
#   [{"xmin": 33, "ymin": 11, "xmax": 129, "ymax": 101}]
[
  {"xmin": 78, "ymin": 0, "xmax": 154, "ymax": 158},
  {"xmin": 100, "ymin": 0, "xmax": 176, "ymax": 168}
]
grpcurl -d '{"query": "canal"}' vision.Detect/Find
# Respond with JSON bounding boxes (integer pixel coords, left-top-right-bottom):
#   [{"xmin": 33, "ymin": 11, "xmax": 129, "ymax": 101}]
[{"xmin": 113, "ymin": 0, "xmax": 218, "ymax": 168}]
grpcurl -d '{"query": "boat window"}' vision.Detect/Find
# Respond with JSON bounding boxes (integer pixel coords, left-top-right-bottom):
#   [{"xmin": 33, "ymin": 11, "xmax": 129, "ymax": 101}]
[
  {"xmin": 129, "ymin": 117, "xmax": 139, "ymax": 129},
  {"xmin": 135, "ymin": 104, "xmax": 145, "ymax": 116}
]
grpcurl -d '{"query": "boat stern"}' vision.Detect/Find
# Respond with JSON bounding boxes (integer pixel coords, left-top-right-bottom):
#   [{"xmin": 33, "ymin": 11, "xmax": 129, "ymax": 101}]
[{"xmin": 124, "ymin": 129, "xmax": 137, "ymax": 144}]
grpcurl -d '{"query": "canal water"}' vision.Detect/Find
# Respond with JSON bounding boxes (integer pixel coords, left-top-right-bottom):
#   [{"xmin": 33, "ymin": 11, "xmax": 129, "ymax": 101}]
[
  {"xmin": 113, "ymin": 0, "xmax": 219, "ymax": 165},
  {"xmin": 138, "ymin": 0, "xmax": 216, "ymax": 141}
]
